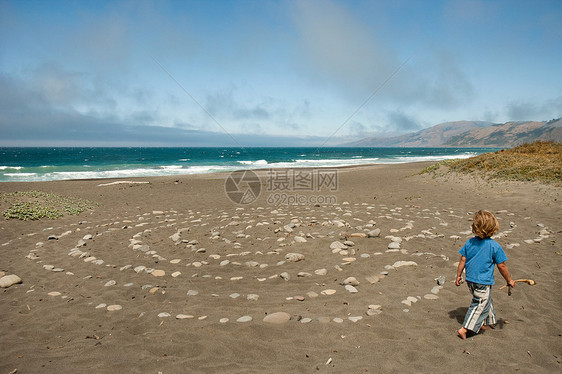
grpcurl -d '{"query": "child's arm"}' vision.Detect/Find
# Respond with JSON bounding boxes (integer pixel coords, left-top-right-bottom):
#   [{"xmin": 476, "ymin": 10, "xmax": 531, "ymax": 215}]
[
  {"xmin": 455, "ymin": 255, "xmax": 466, "ymax": 286},
  {"xmin": 497, "ymin": 262, "xmax": 515, "ymax": 287}
]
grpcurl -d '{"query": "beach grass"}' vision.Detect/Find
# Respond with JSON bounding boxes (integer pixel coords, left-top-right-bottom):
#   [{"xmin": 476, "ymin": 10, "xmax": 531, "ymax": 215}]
[
  {"xmin": 421, "ymin": 141, "xmax": 562, "ymax": 185},
  {"xmin": 0, "ymin": 190, "xmax": 96, "ymax": 220}
]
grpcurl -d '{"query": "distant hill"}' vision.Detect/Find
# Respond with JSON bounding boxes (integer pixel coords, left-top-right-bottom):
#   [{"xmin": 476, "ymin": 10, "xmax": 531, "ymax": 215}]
[
  {"xmin": 344, "ymin": 121, "xmax": 493, "ymax": 147},
  {"xmin": 444, "ymin": 119, "xmax": 562, "ymax": 147},
  {"xmin": 343, "ymin": 119, "xmax": 561, "ymax": 147}
]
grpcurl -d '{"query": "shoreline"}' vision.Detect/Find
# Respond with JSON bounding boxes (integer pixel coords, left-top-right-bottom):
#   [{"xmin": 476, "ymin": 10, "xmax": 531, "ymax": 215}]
[{"xmin": 1, "ymin": 162, "xmax": 560, "ymax": 373}]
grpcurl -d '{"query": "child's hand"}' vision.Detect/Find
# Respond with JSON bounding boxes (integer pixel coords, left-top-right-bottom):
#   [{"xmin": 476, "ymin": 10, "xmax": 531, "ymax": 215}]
[
  {"xmin": 455, "ymin": 275, "xmax": 463, "ymax": 286},
  {"xmin": 507, "ymin": 279, "xmax": 515, "ymax": 288}
]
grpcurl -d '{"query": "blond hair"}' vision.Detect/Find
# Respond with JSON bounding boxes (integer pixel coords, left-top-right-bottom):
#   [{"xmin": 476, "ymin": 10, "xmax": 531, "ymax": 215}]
[{"xmin": 472, "ymin": 210, "xmax": 499, "ymax": 239}]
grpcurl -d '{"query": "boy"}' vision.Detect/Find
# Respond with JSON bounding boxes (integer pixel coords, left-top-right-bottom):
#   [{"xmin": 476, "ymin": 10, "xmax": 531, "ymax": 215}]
[{"xmin": 455, "ymin": 210, "xmax": 515, "ymax": 339}]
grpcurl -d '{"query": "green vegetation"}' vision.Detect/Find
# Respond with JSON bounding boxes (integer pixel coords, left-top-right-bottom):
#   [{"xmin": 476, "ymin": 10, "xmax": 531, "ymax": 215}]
[
  {"xmin": 0, "ymin": 190, "xmax": 97, "ymax": 220},
  {"xmin": 421, "ymin": 141, "xmax": 562, "ymax": 186}
]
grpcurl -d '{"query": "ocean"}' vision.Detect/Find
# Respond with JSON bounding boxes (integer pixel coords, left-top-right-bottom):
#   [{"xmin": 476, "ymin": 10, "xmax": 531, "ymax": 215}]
[{"xmin": 0, "ymin": 147, "xmax": 496, "ymax": 182}]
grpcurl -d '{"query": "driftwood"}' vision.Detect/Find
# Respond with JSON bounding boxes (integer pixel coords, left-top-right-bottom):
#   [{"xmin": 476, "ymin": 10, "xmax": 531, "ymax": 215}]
[{"xmin": 499, "ymin": 279, "xmax": 536, "ymax": 290}]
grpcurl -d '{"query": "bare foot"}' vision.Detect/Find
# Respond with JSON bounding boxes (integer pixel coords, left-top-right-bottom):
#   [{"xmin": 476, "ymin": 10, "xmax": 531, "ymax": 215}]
[
  {"xmin": 480, "ymin": 325, "xmax": 492, "ymax": 331},
  {"xmin": 457, "ymin": 327, "xmax": 467, "ymax": 339}
]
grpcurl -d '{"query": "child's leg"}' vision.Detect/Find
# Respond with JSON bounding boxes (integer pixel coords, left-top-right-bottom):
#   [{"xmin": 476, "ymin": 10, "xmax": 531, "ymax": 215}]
[
  {"xmin": 462, "ymin": 282, "xmax": 493, "ymax": 333},
  {"xmin": 484, "ymin": 290, "xmax": 497, "ymax": 326}
]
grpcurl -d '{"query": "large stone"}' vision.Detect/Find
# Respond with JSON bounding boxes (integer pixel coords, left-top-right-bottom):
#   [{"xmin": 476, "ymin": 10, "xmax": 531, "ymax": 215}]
[
  {"xmin": 388, "ymin": 242, "xmax": 401, "ymax": 249},
  {"xmin": 393, "ymin": 261, "xmax": 418, "ymax": 268},
  {"xmin": 285, "ymin": 253, "xmax": 305, "ymax": 262},
  {"xmin": 152, "ymin": 270, "xmax": 165, "ymax": 277},
  {"xmin": 345, "ymin": 285, "xmax": 358, "ymax": 293},
  {"xmin": 263, "ymin": 312, "xmax": 291, "ymax": 324},
  {"xmin": 368, "ymin": 228, "xmax": 381, "ymax": 238},
  {"xmin": 341, "ymin": 277, "xmax": 360, "ymax": 286},
  {"xmin": 0, "ymin": 275, "xmax": 22, "ymax": 288},
  {"xmin": 294, "ymin": 236, "xmax": 307, "ymax": 243},
  {"xmin": 330, "ymin": 241, "xmax": 347, "ymax": 250}
]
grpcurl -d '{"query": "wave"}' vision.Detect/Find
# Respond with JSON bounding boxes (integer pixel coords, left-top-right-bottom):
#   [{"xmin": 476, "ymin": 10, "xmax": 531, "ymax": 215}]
[
  {"xmin": 158, "ymin": 165, "xmax": 184, "ymax": 170},
  {"xmin": 0, "ymin": 151, "xmax": 481, "ymax": 182},
  {"xmin": 238, "ymin": 160, "xmax": 268, "ymax": 166}
]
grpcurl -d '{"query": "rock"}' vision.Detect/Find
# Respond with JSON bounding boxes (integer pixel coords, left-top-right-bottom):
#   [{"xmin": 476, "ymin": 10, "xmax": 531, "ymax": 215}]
[
  {"xmin": 229, "ymin": 293, "xmax": 240, "ymax": 299},
  {"xmin": 330, "ymin": 241, "xmax": 347, "ymax": 250},
  {"xmin": 219, "ymin": 318, "xmax": 229, "ymax": 323},
  {"xmin": 392, "ymin": 261, "xmax": 418, "ymax": 268},
  {"xmin": 300, "ymin": 318, "xmax": 312, "ymax": 323},
  {"xmin": 263, "ymin": 312, "xmax": 291, "ymax": 324},
  {"xmin": 186, "ymin": 290, "xmax": 199, "ymax": 296},
  {"xmin": 436, "ymin": 276, "xmax": 446, "ymax": 285},
  {"xmin": 236, "ymin": 316, "xmax": 253, "ymax": 323},
  {"xmin": 344, "ymin": 285, "xmax": 358, "ymax": 293},
  {"xmin": 348, "ymin": 316, "xmax": 363, "ymax": 322},
  {"xmin": 104, "ymin": 280, "xmax": 116, "ymax": 287},
  {"xmin": 152, "ymin": 270, "xmax": 165, "ymax": 277},
  {"xmin": 321, "ymin": 289, "xmax": 337, "ymax": 296},
  {"xmin": 247, "ymin": 294, "xmax": 259, "ymax": 301},
  {"xmin": 297, "ymin": 272, "xmax": 312, "ymax": 277},
  {"xmin": 344, "ymin": 240, "xmax": 355, "ymax": 247},
  {"xmin": 83, "ymin": 234, "xmax": 93, "ymax": 240},
  {"xmin": 48, "ymin": 235, "xmax": 59, "ymax": 240},
  {"xmin": 333, "ymin": 317, "xmax": 344, "ymax": 323},
  {"xmin": 285, "ymin": 253, "xmax": 305, "ymax": 262},
  {"xmin": 107, "ymin": 305, "xmax": 122, "ymax": 311},
  {"xmin": 314, "ymin": 268, "xmax": 327, "ymax": 276},
  {"xmin": 95, "ymin": 303, "xmax": 107, "ymax": 309},
  {"xmin": 245, "ymin": 261, "xmax": 260, "ymax": 267},
  {"xmin": 424, "ymin": 294, "xmax": 439, "ymax": 300},
  {"xmin": 280, "ymin": 272, "xmax": 290, "ymax": 281},
  {"xmin": 176, "ymin": 314, "xmax": 194, "ymax": 319},
  {"xmin": 368, "ymin": 228, "xmax": 381, "ymax": 238},
  {"xmin": 171, "ymin": 271, "xmax": 181, "ymax": 278},
  {"xmin": 306, "ymin": 291, "xmax": 319, "ymax": 298},
  {"xmin": 341, "ymin": 277, "xmax": 360, "ymax": 286},
  {"xmin": 48, "ymin": 291, "xmax": 61, "ymax": 296},
  {"xmin": 158, "ymin": 312, "xmax": 171, "ymax": 318},
  {"xmin": 350, "ymin": 233, "xmax": 367, "ymax": 238},
  {"xmin": 134, "ymin": 266, "xmax": 146, "ymax": 273},
  {"xmin": 431, "ymin": 286, "xmax": 442, "ymax": 294},
  {"xmin": 149, "ymin": 287, "xmax": 159, "ymax": 294},
  {"xmin": 294, "ymin": 236, "xmax": 307, "ymax": 243},
  {"xmin": 388, "ymin": 242, "xmax": 401, "ymax": 249},
  {"xmin": 367, "ymin": 309, "xmax": 383, "ymax": 316}
]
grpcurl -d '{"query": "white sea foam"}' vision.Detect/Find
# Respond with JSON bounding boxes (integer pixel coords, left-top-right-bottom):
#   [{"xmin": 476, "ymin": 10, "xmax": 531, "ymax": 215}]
[
  {"xmin": 0, "ymin": 152, "xmax": 481, "ymax": 182},
  {"xmin": 4, "ymin": 172, "xmax": 37, "ymax": 177},
  {"xmin": 238, "ymin": 160, "xmax": 268, "ymax": 166},
  {"xmin": 159, "ymin": 165, "xmax": 184, "ymax": 170}
]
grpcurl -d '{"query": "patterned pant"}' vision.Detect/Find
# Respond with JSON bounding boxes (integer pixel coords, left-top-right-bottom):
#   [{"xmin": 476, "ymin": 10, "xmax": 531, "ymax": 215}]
[{"xmin": 462, "ymin": 282, "xmax": 496, "ymax": 333}]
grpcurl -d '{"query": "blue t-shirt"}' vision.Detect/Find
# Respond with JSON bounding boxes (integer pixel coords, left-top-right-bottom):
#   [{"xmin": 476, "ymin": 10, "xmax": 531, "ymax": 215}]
[{"xmin": 459, "ymin": 237, "xmax": 508, "ymax": 285}]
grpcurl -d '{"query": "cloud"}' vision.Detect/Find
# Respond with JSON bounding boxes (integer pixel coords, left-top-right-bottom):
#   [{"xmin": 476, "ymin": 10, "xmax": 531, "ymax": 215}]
[
  {"xmin": 0, "ymin": 70, "xmax": 324, "ymax": 147},
  {"xmin": 506, "ymin": 96, "xmax": 562, "ymax": 121},
  {"xmin": 289, "ymin": 0, "xmax": 474, "ymax": 111},
  {"xmin": 388, "ymin": 110, "xmax": 422, "ymax": 132}
]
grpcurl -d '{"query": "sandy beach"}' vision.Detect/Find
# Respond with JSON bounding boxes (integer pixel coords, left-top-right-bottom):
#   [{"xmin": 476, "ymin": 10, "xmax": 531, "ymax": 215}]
[{"xmin": 0, "ymin": 162, "xmax": 560, "ymax": 373}]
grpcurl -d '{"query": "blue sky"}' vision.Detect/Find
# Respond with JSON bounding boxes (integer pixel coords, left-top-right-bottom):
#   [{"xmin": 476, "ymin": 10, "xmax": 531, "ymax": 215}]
[{"xmin": 1, "ymin": 0, "xmax": 561, "ymax": 146}]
